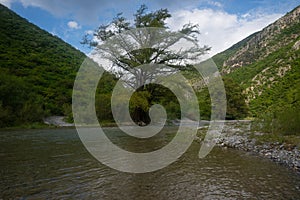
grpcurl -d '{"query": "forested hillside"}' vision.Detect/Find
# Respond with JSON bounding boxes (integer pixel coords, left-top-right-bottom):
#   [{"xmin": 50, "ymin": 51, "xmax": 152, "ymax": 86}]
[
  {"xmin": 2, "ymin": 2, "xmax": 299, "ymax": 129},
  {"xmin": 0, "ymin": 4, "xmax": 116, "ymax": 127},
  {"xmin": 212, "ymin": 6, "xmax": 300, "ymax": 115},
  {"xmin": 212, "ymin": 5, "xmax": 300, "ymax": 134}
]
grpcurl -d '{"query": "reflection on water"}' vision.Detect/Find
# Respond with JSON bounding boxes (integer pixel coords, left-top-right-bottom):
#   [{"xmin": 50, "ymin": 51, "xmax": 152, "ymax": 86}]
[{"xmin": 0, "ymin": 128, "xmax": 299, "ymax": 199}]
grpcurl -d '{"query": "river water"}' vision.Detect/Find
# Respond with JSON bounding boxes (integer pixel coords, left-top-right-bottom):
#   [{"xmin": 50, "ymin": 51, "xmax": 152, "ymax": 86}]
[{"xmin": 1, "ymin": 128, "xmax": 300, "ymax": 199}]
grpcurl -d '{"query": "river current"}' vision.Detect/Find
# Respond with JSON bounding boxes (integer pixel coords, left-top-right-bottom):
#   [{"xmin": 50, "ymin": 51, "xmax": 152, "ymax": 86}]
[{"xmin": 1, "ymin": 128, "xmax": 299, "ymax": 199}]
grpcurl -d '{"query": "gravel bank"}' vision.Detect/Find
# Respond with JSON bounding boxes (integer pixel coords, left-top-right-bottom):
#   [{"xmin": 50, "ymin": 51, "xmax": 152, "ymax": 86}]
[
  {"xmin": 196, "ymin": 121, "xmax": 300, "ymax": 173},
  {"xmin": 43, "ymin": 116, "xmax": 74, "ymax": 127}
]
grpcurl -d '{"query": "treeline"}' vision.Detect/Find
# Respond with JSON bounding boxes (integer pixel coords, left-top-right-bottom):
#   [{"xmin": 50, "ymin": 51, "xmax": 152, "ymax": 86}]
[
  {"xmin": 211, "ymin": 7, "xmax": 300, "ymax": 136},
  {"xmin": 0, "ymin": 4, "xmax": 250, "ymax": 128},
  {"xmin": 227, "ymin": 34, "xmax": 300, "ymax": 135},
  {"xmin": 252, "ymin": 81, "xmax": 300, "ymax": 136}
]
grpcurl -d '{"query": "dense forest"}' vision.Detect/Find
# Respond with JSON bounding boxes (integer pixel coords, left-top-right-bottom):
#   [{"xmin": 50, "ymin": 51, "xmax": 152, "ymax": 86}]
[{"xmin": 0, "ymin": 4, "xmax": 117, "ymax": 127}]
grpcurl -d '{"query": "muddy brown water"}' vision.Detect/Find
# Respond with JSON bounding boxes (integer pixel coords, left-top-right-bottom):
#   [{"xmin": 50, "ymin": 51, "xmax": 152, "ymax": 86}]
[{"xmin": 1, "ymin": 127, "xmax": 299, "ymax": 199}]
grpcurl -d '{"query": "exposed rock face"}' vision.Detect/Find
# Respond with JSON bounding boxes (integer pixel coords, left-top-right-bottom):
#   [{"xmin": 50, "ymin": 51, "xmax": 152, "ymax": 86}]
[
  {"xmin": 293, "ymin": 39, "xmax": 300, "ymax": 50},
  {"xmin": 222, "ymin": 6, "xmax": 300, "ymax": 74},
  {"xmin": 212, "ymin": 6, "xmax": 300, "ymax": 106},
  {"xmin": 244, "ymin": 64, "xmax": 292, "ymax": 103}
]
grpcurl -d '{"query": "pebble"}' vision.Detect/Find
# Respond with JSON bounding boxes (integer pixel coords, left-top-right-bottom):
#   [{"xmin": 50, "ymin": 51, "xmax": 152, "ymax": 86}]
[{"xmin": 197, "ymin": 121, "xmax": 300, "ymax": 173}]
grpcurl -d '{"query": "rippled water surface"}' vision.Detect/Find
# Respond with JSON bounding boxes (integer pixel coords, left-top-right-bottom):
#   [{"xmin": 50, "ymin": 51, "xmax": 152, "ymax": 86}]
[{"xmin": 1, "ymin": 128, "xmax": 300, "ymax": 199}]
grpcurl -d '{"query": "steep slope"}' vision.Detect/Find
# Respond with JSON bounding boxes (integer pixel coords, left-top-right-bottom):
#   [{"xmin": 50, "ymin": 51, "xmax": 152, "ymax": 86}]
[
  {"xmin": 212, "ymin": 5, "xmax": 300, "ymax": 116},
  {"xmin": 220, "ymin": 6, "xmax": 300, "ymax": 74},
  {"xmin": 213, "ymin": 32, "xmax": 256, "ymax": 70},
  {"xmin": 0, "ymin": 4, "xmax": 116, "ymax": 127}
]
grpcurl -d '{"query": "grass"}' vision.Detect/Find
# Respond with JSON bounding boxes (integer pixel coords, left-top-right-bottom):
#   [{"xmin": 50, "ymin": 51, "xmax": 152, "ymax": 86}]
[
  {"xmin": 99, "ymin": 121, "xmax": 118, "ymax": 127},
  {"xmin": 197, "ymin": 120, "xmax": 300, "ymax": 150},
  {"xmin": 250, "ymin": 132, "xmax": 300, "ymax": 149},
  {"xmin": 0, "ymin": 122, "xmax": 56, "ymax": 131}
]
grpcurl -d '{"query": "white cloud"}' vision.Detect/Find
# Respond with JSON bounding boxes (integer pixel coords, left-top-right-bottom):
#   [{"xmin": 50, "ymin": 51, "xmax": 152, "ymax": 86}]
[
  {"xmin": 17, "ymin": 0, "xmax": 135, "ymax": 25},
  {"xmin": 0, "ymin": 0, "xmax": 14, "ymax": 8},
  {"xmin": 12, "ymin": 0, "xmax": 299, "ymax": 28},
  {"xmin": 12, "ymin": 0, "xmax": 225, "ymax": 25},
  {"xmin": 166, "ymin": 8, "xmax": 282, "ymax": 56},
  {"xmin": 208, "ymin": 1, "xmax": 222, "ymax": 8},
  {"xmin": 85, "ymin": 30, "xmax": 94, "ymax": 35},
  {"xmin": 67, "ymin": 21, "xmax": 80, "ymax": 29}
]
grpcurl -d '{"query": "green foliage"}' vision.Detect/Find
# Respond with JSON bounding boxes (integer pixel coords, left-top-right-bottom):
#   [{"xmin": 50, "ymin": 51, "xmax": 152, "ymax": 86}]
[
  {"xmin": 62, "ymin": 103, "xmax": 73, "ymax": 123},
  {"xmin": 221, "ymin": 21, "xmax": 300, "ymax": 118},
  {"xmin": 219, "ymin": 11, "xmax": 300, "ymax": 136},
  {"xmin": 134, "ymin": 4, "xmax": 171, "ymax": 28},
  {"xmin": 0, "ymin": 5, "xmax": 117, "ymax": 127},
  {"xmin": 196, "ymin": 77, "xmax": 248, "ymax": 120},
  {"xmin": 95, "ymin": 93, "xmax": 114, "ymax": 122},
  {"xmin": 164, "ymin": 101, "xmax": 181, "ymax": 120},
  {"xmin": 130, "ymin": 91, "xmax": 151, "ymax": 113},
  {"xmin": 250, "ymin": 130, "xmax": 300, "ymax": 149},
  {"xmin": 252, "ymin": 81, "xmax": 300, "ymax": 136},
  {"xmin": 94, "ymin": 72, "xmax": 118, "ymax": 122},
  {"xmin": 276, "ymin": 106, "xmax": 300, "ymax": 135},
  {"xmin": 252, "ymin": 105, "xmax": 300, "ymax": 136},
  {"xmin": 250, "ymin": 132, "xmax": 286, "ymax": 145},
  {"xmin": 226, "ymin": 39, "xmax": 298, "ymax": 87},
  {"xmin": 223, "ymin": 77, "xmax": 249, "ymax": 119},
  {"xmin": 128, "ymin": 84, "xmax": 181, "ymax": 123},
  {"xmin": 0, "ymin": 101, "xmax": 12, "ymax": 127},
  {"xmin": 150, "ymin": 84, "xmax": 181, "ymax": 120},
  {"xmin": 83, "ymin": 4, "xmax": 209, "ymax": 124},
  {"xmin": 197, "ymin": 88, "xmax": 211, "ymax": 120},
  {"xmin": 212, "ymin": 8, "xmax": 300, "ymax": 121},
  {"xmin": 0, "ymin": 71, "xmax": 45, "ymax": 126},
  {"xmin": 212, "ymin": 32, "xmax": 257, "ymax": 69}
]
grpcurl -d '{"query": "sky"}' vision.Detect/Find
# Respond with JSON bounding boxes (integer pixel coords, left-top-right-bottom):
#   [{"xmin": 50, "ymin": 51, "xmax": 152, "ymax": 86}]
[{"xmin": 1, "ymin": 0, "xmax": 300, "ymax": 56}]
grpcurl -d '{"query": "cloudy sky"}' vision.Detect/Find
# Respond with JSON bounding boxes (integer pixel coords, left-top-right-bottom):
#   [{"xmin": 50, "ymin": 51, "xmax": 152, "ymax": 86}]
[{"xmin": 1, "ymin": 0, "xmax": 300, "ymax": 56}]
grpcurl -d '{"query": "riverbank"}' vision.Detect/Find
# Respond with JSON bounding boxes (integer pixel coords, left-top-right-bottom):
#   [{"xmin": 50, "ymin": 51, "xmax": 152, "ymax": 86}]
[
  {"xmin": 43, "ymin": 116, "xmax": 74, "ymax": 127},
  {"xmin": 3, "ymin": 118, "xmax": 300, "ymax": 173},
  {"xmin": 196, "ymin": 121, "xmax": 300, "ymax": 173},
  {"xmin": 43, "ymin": 116, "xmax": 119, "ymax": 128}
]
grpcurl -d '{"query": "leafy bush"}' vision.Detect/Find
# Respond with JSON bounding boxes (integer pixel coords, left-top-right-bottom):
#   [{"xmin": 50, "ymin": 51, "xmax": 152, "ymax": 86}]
[{"xmin": 252, "ymin": 105, "xmax": 300, "ymax": 136}]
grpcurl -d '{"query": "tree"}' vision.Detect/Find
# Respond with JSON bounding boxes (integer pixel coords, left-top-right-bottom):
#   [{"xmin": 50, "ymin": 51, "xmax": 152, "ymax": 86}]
[
  {"xmin": 196, "ymin": 77, "xmax": 248, "ymax": 120},
  {"xmin": 82, "ymin": 4, "xmax": 210, "ymax": 124},
  {"xmin": 223, "ymin": 77, "xmax": 248, "ymax": 119}
]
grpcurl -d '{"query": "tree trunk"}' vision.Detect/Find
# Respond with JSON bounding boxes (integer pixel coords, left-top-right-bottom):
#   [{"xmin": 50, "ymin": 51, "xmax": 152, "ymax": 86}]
[{"xmin": 131, "ymin": 107, "xmax": 150, "ymax": 126}]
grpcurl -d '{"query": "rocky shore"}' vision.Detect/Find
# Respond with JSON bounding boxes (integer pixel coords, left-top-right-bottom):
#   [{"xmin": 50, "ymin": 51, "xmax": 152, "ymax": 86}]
[
  {"xmin": 196, "ymin": 121, "xmax": 300, "ymax": 173},
  {"xmin": 43, "ymin": 116, "xmax": 74, "ymax": 127}
]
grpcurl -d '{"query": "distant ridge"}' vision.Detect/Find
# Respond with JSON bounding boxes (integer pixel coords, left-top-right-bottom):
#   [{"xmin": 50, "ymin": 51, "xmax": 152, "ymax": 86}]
[{"xmin": 213, "ymin": 5, "xmax": 300, "ymax": 115}]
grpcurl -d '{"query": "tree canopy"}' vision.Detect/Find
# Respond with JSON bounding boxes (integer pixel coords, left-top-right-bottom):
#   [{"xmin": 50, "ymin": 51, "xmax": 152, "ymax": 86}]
[{"xmin": 83, "ymin": 4, "xmax": 211, "ymax": 124}]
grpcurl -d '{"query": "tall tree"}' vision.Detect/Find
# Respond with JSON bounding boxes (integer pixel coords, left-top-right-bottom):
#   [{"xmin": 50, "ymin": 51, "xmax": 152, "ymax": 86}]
[
  {"xmin": 82, "ymin": 5, "xmax": 210, "ymax": 124},
  {"xmin": 223, "ymin": 77, "xmax": 248, "ymax": 119}
]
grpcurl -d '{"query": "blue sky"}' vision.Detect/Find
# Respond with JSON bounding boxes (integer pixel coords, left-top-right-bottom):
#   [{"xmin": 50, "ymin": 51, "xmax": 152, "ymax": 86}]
[{"xmin": 1, "ymin": 0, "xmax": 300, "ymax": 55}]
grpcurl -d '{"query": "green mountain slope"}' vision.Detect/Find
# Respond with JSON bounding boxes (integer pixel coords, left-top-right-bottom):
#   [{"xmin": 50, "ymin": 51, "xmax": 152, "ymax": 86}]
[
  {"xmin": 213, "ymin": 32, "xmax": 256, "ymax": 70},
  {"xmin": 0, "ymin": 4, "xmax": 116, "ymax": 127},
  {"xmin": 212, "ymin": 5, "xmax": 300, "ymax": 117}
]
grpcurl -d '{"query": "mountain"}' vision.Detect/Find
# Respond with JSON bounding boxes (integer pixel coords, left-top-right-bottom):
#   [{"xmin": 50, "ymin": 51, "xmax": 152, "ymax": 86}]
[
  {"xmin": 0, "ymin": 4, "xmax": 116, "ymax": 127},
  {"xmin": 213, "ymin": 5, "xmax": 300, "ymax": 116}
]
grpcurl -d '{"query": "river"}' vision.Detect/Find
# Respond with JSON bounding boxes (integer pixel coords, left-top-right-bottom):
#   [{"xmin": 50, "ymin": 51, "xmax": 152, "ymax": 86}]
[{"xmin": 1, "ymin": 127, "xmax": 300, "ymax": 199}]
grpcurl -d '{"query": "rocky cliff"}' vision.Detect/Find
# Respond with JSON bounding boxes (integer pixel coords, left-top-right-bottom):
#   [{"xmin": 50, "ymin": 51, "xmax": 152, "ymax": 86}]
[
  {"xmin": 221, "ymin": 6, "xmax": 300, "ymax": 74},
  {"xmin": 212, "ymin": 6, "xmax": 300, "ymax": 115}
]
